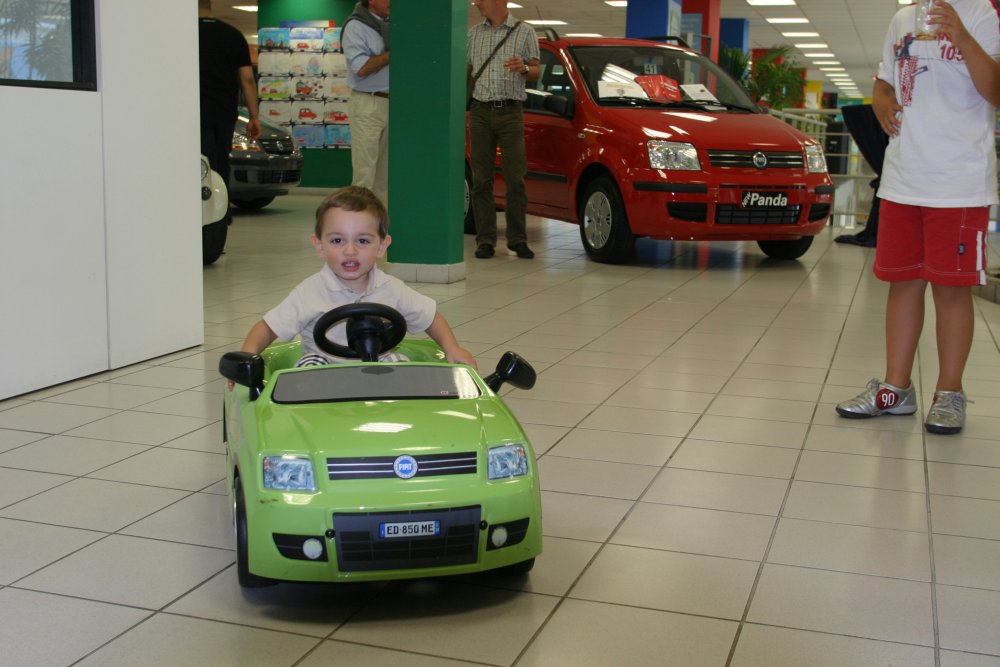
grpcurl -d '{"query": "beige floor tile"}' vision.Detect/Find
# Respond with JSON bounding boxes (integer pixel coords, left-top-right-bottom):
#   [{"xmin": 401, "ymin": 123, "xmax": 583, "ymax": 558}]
[
  {"xmin": 577, "ymin": 404, "xmax": 699, "ymax": 437},
  {"xmin": 40, "ymin": 382, "xmax": 176, "ymax": 409},
  {"xmin": 627, "ymin": 369, "xmax": 728, "ymax": 393},
  {"xmin": 937, "ymin": 585, "xmax": 1000, "ymax": 655},
  {"xmin": 333, "ymin": 581, "xmax": 558, "ymax": 665},
  {"xmin": 795, "ymin": 449, "xmax": 927, "ymax": 493},
  {"xmin": 731, "ymin": 624, "xmax": 934, "ymax": 667},
  {"xmin": 540, "ymin": 491, "xmax": 633, "ymax": 542},
  {"xmin": 644, "ymin": 355, "xmax": 741, "ymax": 377},
  {"xmin": 670, "ymin": 439, "xmax": 799, "ymax": 478},
  {"xmin": 547, "ymin": 428, "xmax": 680, "ymax": 466},
  {"xmin": 301, "ymin": 641, "xmax": 484, "ymax": 667},
  {"xmin": 783, "ymin": 481, "xmax": 928, "ymax": 532},
  {"xmin": 135, "ymin": 389, "xmax": 220, "ymax": 420},
  {"xmin": 0, "ymin": 401, "xmax": 118, "ymax": 434},
  {"xmin": 63, "ymin": 410, "xmax": 216, "ymax": 445},
  {"xmin": 934, "ymin": 534, "xmax": 1000, "ymax": 591},
  {"xmin": 0, "ymin": 427, "xmax": 47, "ymax": 453},
  {"xmin": 707, "ymin": 394, "xmax": 816, "ymax": 424},
  {"xmin": 462, "ymin": 535, "xmax": 600, "ymax": 597},
  {"xmin": 19, "ymin": 534, "xmax": 234, "ymax": 608},
  {"xmin": 76, "ymin": 612, "xmax": 318, "ymax": 666},
  {"xmin": 538, "ymin": 456, "xmax": 659, "ymax": 500},
  {"xmin": 931, "ymin": 495, "xmax": 1000, "ymax": 540},
  {"xmin": 612, "ymin": 501, "xmax": 776, "ymax": 561},
  {"xmin": 539, "ymin": 362, "xmax": 637, "ymax": 387},
  {"xmin": 748, "ymin": 563, "xmax": 934, "ymax": 646},
  {"xmin": 167, "ymin": 568, "xmax": 383, "ymax": 636},
  {"xmin": 768, "ymin": 517, "xmax": 931, "ymax": 581},
  {"xmin": 805, "ymin": 423, "xmax": 925, "ymax": 460},
  {"xmin": 643, "ymin": 467, "xmax": 789, "ymax": 516},
  {"xmin": 926, "ymin": 434, "xmax": 1000, "ymax": 468},
  {"xmin": 687, "ymin": 414, "xmax": 808, "ymax": 448},
  {"xmin": 733, "ymin": 362, "xmax": 828, "ymax": 384},
  {"xmin": 722, "ymin": 377, "xmax": 822, "ymax": 402},
  {"xmin": 500, "ymin": 396, "xmax": 594, "ymax": 427},
  {"xmin": 605, "ymin": 384, "xmax": 714, "ymax": 414},
  {"xmin": 940, "ymin": 651, "xmax": 1000, "ymax": 667},
  {"xmin": 0, "ymin": 477, "xmax": 186, "ymax": 531},
  {"xmin": 0, "ymin": 434, "xmax": 148, "ymax": 475},
  {"xmin": 121, "ymin": 491, "xmax": 232, "ymax": 548},
  {"xmin": 109, "ymin": 365, "xmax": 219, "ymax": 390},
  {"xmin": 569, "ymin": 543, "xmax": 757, "ymax": 619},
  {"xmin": 0, "ymin": 588, "xmax": 150, "ymax": 666},
  {"xmin": 523, "ymin": 376, "xmax": 619, "ymax": 405},
  {"xmin": 163, "ymin": 421, "xmax": 225, "ymax": 452},
  {"xmin": 87, "ymin": 447, "xmax": 226, "ymax": 491},
  {"xmin": 929, "ymin": 462, "xmax": 1000, "ymax": 501},
  {"xmin": 0, "ymin": 467, "xmax": 72, "ymax": 509},
  {"xmin": 558, "ymin": 349, "xmax": 656, "ymax": 371},
  {"xmin": 0, "ymin": 518, "xmax": 104, "ymax": 584}
]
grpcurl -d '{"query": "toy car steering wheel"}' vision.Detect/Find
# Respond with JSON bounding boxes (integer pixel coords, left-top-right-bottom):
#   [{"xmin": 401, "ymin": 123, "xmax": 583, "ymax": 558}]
[{"xmin": 313, "ymin": 302, "xmax": 407, "ymax": 362}]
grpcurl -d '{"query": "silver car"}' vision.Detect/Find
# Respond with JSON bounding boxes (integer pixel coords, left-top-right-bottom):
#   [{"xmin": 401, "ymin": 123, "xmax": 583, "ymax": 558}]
[{"xmin": 229, "ymin": 109, "xmax": 304, "ymax": 210}]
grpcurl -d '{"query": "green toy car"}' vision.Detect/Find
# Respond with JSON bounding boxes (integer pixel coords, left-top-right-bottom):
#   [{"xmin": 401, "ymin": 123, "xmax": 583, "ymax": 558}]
[{"xmin": 219, "ymin": 303, "xmax": 542, "ymax": 587}]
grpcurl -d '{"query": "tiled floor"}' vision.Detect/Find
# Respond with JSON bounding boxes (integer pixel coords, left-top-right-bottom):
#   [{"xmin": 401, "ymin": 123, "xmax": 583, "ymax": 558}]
[{"xmin": 3, "ymin": 194, "xmax": 1000, "ymax": 666}]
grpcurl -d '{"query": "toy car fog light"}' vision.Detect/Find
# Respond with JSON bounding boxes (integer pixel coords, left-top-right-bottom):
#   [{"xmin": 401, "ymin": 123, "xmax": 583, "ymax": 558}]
[
  {"xmin": 490, "ymin": 525, "xmax": 509, "ymax": 548},
  {"xmin": 647, "ymin": 140, "xmax": 700, "ymax": 171},
  {"xmin": 805, "ymin": 143, "xmax": 828, "ymax": 173},
  {"xmin": 302, "ymin": 538, "xmax": 324, "ymax": 560},
  {"xmin": 263, "ymin": 455, "xmax": 316, "ymax": 492},
  {"xmin": 488, "ymin": 444, "xmax": 528, "ymax": 480}
]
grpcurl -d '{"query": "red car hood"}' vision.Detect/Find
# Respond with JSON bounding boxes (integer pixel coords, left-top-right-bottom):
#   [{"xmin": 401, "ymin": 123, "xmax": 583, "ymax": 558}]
[{"xmin": 604, "ymin": 107, "xmax": 813, "ymax": 150}]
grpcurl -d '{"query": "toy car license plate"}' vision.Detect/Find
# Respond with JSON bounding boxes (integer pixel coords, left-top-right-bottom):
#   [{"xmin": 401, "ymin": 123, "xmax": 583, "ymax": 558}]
[
  {"xmin": 379, "ymin": 520, "xmax": 441, "ymax": 539},
  {"xmin": 740, "ymin": 191, "xmax": 789, "ymax": 208}
]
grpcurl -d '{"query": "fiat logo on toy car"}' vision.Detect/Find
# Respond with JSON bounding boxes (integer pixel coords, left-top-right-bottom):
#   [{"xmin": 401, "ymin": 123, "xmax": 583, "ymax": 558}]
[
  {"xmin": 752, "ymin": 151, "xmax": 768, "ymax": 169},
  {"xmin": 393, "ymin": 455, "xmax": 418, "ymax": 479}
]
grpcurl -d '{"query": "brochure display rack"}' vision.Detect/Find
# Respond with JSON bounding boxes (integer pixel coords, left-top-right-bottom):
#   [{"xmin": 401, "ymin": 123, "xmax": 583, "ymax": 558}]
[{"xmin": 257, "ymin": 23, "xmax": 351, "ymax": 149}]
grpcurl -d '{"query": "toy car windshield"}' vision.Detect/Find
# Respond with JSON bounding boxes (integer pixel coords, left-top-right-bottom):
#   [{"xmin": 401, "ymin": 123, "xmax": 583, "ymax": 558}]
[{"xmin": 271, "ymin": 365, "xmax": 483, "ymax": 404}]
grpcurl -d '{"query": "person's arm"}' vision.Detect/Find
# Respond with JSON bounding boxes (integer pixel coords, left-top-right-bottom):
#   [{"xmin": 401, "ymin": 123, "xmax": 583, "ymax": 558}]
[
  {"xmin": 931, "ymin": 1, "xmax": 1000, "ymax": 106},
  {"xmin": 237, "ymin": 64, "xmax": 262, "ymax": 139},
  {"xmin": 524, "ymin": 57, "xmax": 540, "ymax": 83},
  {"xmin": 425, "ymin": 312, "xmax": 477, "ymax": 370},
  {"xmin": 873, "ymin": 78, "xmax": 902, "ymax": 137},
  {"xmin": 357, "ymin": 51, "xmax": 390, "ymax": 78},
  {"xmin": 241, "ymin": 319, "xmax": 278, "ymax": 355}
]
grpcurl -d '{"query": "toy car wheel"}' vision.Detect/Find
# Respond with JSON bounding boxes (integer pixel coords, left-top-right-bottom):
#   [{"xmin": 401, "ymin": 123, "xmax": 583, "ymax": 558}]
[
  {"xmin": 231, "ymin": 196, "xmax": 276, "ymax": 211},
  {"xmin": 495, "ymin": 557, "xmax": 535, "ymax": 576},
  {"xmin": 313, "ymin": 302, "xmax": 407, "ymax": 360},
  {"xmin": 233, "ymin": 477, "xmax": 276, "ymax": 588},
  {"xmin": 580, "ymin": 176, "xmax": 634, "ymax": 264},
  {"xmin": 757, "ymin": 236, "xmax": 813, "ymax": 260},
  {"xmin": 203, "ymin": 219, "xmax": 228, "ymax": 265},
  {"xmin": 463, "ymin": 164, "xmax": 476, "ymax": 235}
]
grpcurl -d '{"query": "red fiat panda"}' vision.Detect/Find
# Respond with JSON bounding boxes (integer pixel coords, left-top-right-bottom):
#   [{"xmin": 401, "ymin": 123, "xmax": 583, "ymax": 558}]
[{"xmin": 464, "ymin": 34, "xmax": 834, "ymax": 262}]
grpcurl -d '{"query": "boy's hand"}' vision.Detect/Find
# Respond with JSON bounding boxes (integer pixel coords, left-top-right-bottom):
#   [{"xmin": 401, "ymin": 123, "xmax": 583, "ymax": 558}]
[
  {"xmin": 445, "ymin": 346, "xmax": 478, "ymax": 371},
  {"xmin": 929, "ymin": 1, "xmax": 971, "ymax": 49}
]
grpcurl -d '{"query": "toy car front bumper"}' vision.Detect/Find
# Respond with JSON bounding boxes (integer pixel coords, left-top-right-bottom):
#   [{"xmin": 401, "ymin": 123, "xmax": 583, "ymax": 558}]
[{"xmin": 242, "ymin": 478, "xmax": 542, "ymax": 583}]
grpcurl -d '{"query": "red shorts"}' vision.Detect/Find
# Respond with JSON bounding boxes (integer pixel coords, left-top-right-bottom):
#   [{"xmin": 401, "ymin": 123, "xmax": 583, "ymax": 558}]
[{"xmin": 874, "ymin": 201, "xmax": 989, "ymax": 287}]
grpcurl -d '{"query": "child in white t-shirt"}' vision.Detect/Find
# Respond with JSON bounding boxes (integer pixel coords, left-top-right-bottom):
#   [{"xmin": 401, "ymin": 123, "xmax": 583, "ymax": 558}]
[{"xmin": 239, "ymin": 186, "xmax": 477, "ymax": 370}]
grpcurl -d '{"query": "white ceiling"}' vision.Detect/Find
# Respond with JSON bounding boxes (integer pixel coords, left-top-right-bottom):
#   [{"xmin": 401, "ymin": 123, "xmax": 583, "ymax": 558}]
[{"xmin": 213, "ymin": 0, "xmax": 905, "ymax": 99}]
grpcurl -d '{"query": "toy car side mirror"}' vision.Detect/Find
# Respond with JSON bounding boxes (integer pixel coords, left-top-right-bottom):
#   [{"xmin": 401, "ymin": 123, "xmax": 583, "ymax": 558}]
[
  {"xmin": 219, "ymin": 352, "xmax": 265, "ymax": 400},
  {"xmin": 483, "ymin": 351, "xmax": 536, "ymax": 392}
]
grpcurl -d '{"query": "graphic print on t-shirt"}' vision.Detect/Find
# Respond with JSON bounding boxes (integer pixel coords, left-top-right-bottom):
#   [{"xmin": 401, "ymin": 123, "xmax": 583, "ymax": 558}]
[{"xmin": 895, "ymin": 33, "xmax": 929, "ymax": 106}]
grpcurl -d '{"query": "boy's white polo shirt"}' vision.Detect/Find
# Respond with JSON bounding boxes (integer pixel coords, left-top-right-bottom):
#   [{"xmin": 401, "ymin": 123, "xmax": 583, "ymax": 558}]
[{"xmin": 264, "ymin": 264, "xmax": 436, "ymax": 360}]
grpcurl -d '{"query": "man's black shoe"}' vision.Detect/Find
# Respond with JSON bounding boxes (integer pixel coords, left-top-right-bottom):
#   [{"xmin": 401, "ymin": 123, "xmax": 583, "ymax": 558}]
[
  {"xmin": 474, "ymin": 243, "xmax": 494, "ymax": 259},
  {"xmin": 508, "ymin": 242, "xmax": 534, "ymax": 259}
]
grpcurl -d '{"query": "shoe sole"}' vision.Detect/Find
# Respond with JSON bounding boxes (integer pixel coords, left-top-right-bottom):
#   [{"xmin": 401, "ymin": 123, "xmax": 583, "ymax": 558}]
[
  {"xmin": 835, "ymin": 407, "xmax": 917, "ymax": 419},
  {"xmin": 925, "ymin": 423, "xmax": 962, "ymax": 435}
]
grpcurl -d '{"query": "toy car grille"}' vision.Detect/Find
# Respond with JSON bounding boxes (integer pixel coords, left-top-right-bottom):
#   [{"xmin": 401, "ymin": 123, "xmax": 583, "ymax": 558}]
[
  {"xmin": 706, "ymin": 150, "xmax": 803, "ymax": 168},
  {"xmin": 333, "ymin": 506, "xmax": 481, "ymax": 571},
  {"xmin": 327, "ymin": 452, "xmax": 477, "ymax": 480},
  {"xmin": 715, "ymin": 204, "xmax": 802, "ymax": 225}
]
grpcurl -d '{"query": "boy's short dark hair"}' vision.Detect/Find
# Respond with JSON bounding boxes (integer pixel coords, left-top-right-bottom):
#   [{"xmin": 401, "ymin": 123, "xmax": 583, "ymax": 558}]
[{"xmin": 314, "ymin": 186, "xmax": 389, "ymax": 238}]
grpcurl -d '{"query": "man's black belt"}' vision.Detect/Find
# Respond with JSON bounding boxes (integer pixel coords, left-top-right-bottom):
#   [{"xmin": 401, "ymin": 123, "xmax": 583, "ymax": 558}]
[{"xmin": 472, "ymin": 99, "xmax": 522, "ymax": 108}]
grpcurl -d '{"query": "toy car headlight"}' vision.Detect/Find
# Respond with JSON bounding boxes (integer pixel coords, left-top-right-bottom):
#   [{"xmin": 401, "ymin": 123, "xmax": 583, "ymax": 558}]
[
  {"xmin": 263, "ymin": 456, "xmax": 316, "ymax": 492},
  {"xmin": 647, "ymin": 140, "xmax": 700, "ymax": 171},
  {"xmin": 805, "ymin": 143, "xmax": 828, "ymax": 173},
  {"xmin": 200, "ymin": 157, "xmax": 209, "ymax": 181},
  {"xmin": 488, "ymin": 444, "xmax": 528, "ymax": 480},
  {"xmin": 232, "ymin": 131, "xmax": 263, "ymax": 152}
]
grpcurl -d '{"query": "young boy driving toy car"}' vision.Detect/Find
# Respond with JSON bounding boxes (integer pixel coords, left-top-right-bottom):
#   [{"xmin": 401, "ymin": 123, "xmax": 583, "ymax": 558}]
[{"xmin": 239, "ymin": 186, "xmax": 477, "ymax": 369}]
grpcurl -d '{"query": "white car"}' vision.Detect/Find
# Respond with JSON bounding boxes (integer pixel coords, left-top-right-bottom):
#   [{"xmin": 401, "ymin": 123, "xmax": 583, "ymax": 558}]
[{"xmin": 201, "ymin": 155, "xmax": 228, "ymax": 265}]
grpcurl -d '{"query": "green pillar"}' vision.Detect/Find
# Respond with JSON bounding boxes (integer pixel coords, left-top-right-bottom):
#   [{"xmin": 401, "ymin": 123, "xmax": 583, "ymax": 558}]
[{"xmin": 385, "ymin": 0, "xmax": 467, "ymax": 282}]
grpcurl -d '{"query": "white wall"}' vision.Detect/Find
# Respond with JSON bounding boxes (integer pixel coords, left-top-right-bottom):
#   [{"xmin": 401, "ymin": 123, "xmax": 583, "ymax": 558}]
[{"xmin": 0, "ymin": 0, "xmax": 204, "ymax": 399}]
